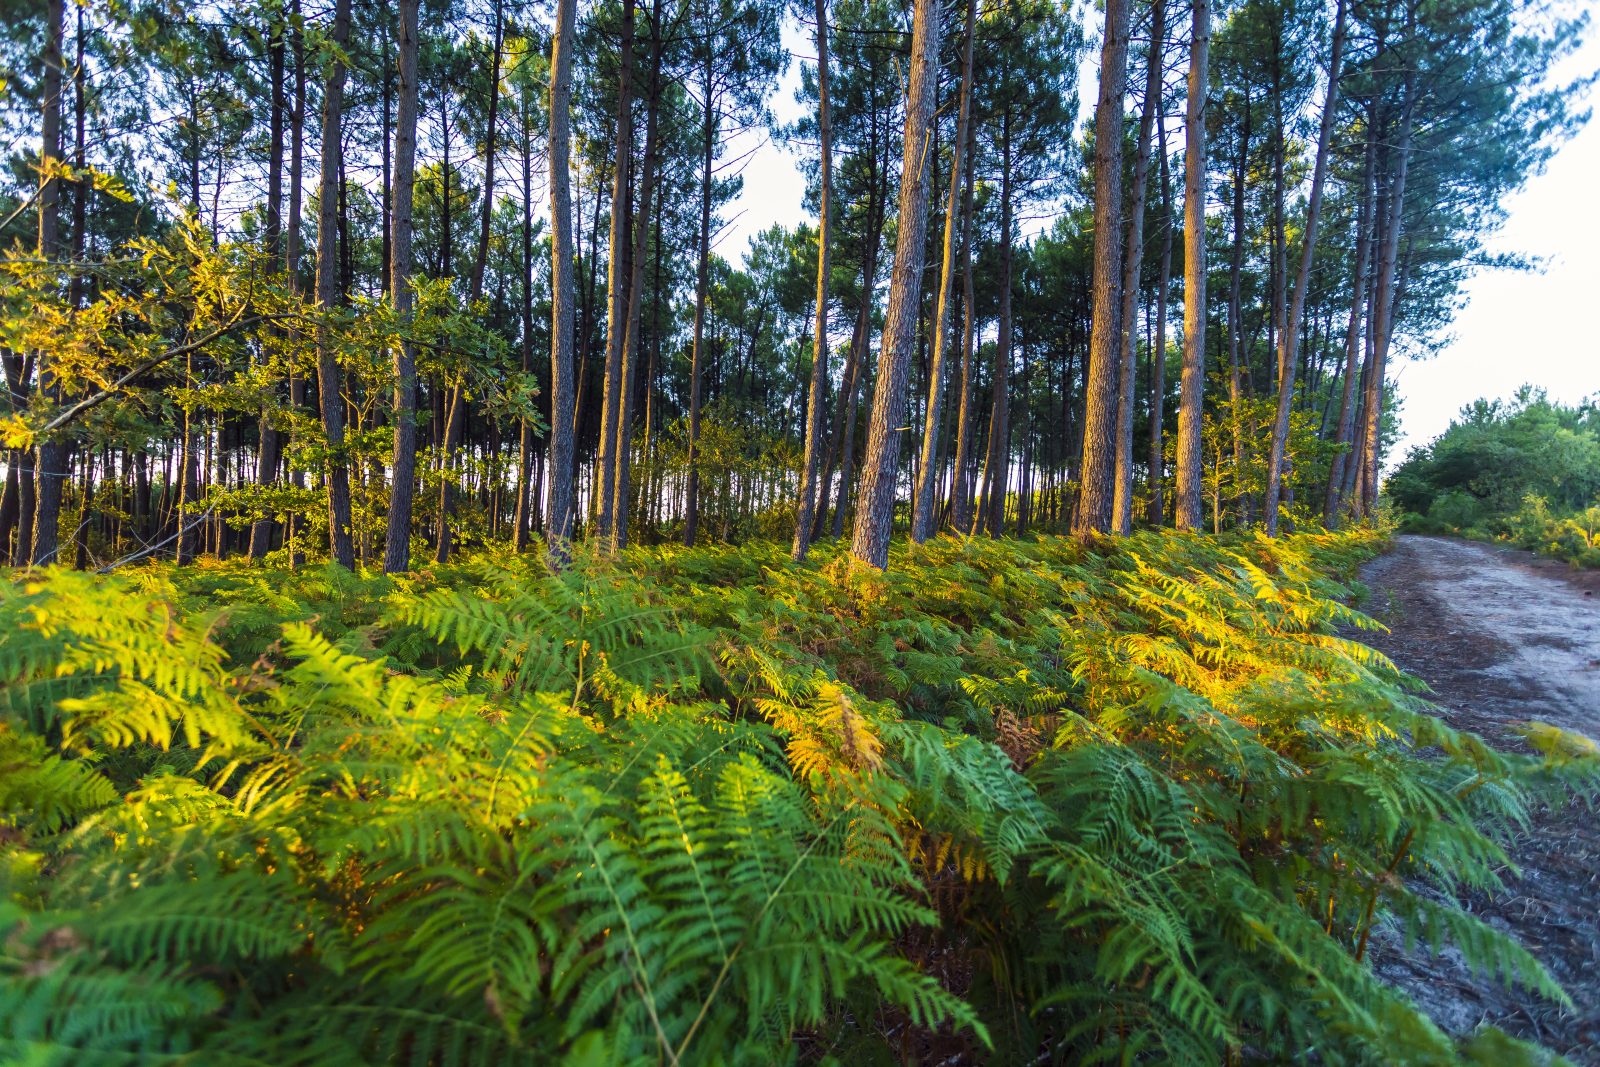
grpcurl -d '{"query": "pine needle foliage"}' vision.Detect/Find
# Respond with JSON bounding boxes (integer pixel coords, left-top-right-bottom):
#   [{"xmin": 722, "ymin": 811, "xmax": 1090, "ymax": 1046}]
[{"xmin": 2, "ymin": 528, "xmax": 1594, "ymax": 1064}]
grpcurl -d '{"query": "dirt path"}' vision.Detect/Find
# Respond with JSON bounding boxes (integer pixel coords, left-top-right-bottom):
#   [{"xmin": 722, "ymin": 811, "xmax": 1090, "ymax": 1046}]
[{"xmin": 1358, "ymin": 535, "xmax": 1600, "ymax": 1061}]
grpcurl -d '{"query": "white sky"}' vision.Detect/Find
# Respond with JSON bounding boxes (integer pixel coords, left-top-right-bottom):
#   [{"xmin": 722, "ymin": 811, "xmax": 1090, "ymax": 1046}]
[
  {"xmin": 721, "ymin": 13, "xmax": 1600, "ymax": 467},
  {"xmin": 715, "ymin": 21, "xmax": 812, "ymax": 257}
]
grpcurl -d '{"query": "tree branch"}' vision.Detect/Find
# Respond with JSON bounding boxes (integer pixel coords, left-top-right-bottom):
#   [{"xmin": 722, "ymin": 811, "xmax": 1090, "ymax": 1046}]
[{"xmin": 31, "ymin": 310, "xmax": 259, "ymax": 437}]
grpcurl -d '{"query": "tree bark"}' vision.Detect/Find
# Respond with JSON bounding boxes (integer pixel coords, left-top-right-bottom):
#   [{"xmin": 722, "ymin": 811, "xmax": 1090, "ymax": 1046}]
[
  {"xmin": 1224, "ymin": 87, "xmax": 1250, "ymax": 527},
  {"xmin": 683, "ymin": 41, "xmax": 717, "ymax": 547},
  {"xmin": 611, "ymin": 0, "xmax": 664, "ymax": 552},
  {"xmin": 1324, "ymin": 118, "xmax": 1376, "ymax": 524},
  {"xmin": 980, "ymin": 121, "xmax": 1015, "ymax": 538},
  {"xmin": 1074, "ymin": 0, "xmax": 1132, "ymax": 536},
  {"xmin": 848, "ymin": 0, "xmax": 941, "ymax": 569},
  {"xmin": 1112, "ymin": 0, "xmax": 1167, "ymax": 535},
  {"xmin": 383, "ymin": 0, "xmax": 421, "ymax": 573},
  {"xmin": 544, "ymin": 0, "xmax": 577, "ymax": 555},
  {"xmin": 948, "ymin": 115, "xmax": 978, "ymax": 535},
  {"xmin": 249, "ymin": 8, "xmax": 287, "ymax": 558},
  {"xmin": 1147, "ymin": 115, "xmax": 1175, "ymax": 525},
  {"xmin": 1173, "ymin": 0, "xmax": 1210, "ymax": 531},
  {"xmin": 1263, "ymin": 0, "xmax": 1345, "ymax": 535},
  {"xmin": 284, "ymin": 0, "xmax": 308, "ymax": 559},
  {"xmin": 910, "ymin": 0, "xmax": 975, "ymax": 544},
  {"xmin": 793, "ymin": 0, "xmax": 835, "ymax": 561},
  {"xmin": 820, "ymin": 284, "xmax": 867, "ymax": 540},
  {"xmin": 1358, "ymin": 73, "xmax": 1416, "ymax": 518},
  {"xmin": 315, "ymin": 0, "xmax": 356, "ymax": 569},
  {"xmin": 468, "ymin": 0, "xmax": 504, "ymax": 302},
  {"xmin": 595, "ymin": 0, "xmax": 636, "ymax": 540},
  {"xmin": 174, "ymin": 384, "xmax": 199, "ymax": 564},
  {"xmin": 29, "ymin": 0, "xmax": 66, "ymax": 565},
  {"xmin": 513, "ymin": 88, "xmax": 537, "ymax": 551}
]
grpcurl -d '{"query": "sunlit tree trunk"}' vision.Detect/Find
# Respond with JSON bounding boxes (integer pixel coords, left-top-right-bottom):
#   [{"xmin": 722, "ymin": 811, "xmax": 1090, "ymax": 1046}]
[
  {"xmin": 315, "ymin": 0, "xmax": 356, "ymax": 569},
  {"xmin": 948, "ymin": 116, "xmax": 978, "ymax": 535},
  {"xmin": 249, "ymin": 10, "xmax": 288, "ymax": 559},
  {"xmin": 1147, "ymin": 119, "xmax": 1174, "ymax": 525},
  {"xmin": 1075, "ymin": 0, "xmax": 1132, "ymax": 536},
  {"xmin": 543, "ymin": 0, "xmax": 577, "ymax": 555},
  {"xmin": 793, "ymin": 0, "xmax": 834, "ymax": 561},
  {"xmin": 595, "ymin": 0, "xmax": 636, "ymax": 540},
  {"xmin": 849, "ymin": 0, "xmax": 941, "ymax": 569},
  {"xmin": 1173, "ymin": 0, "xmax": 1210, "ymax": 531},
  {"xmin": 30, "ymin": 0, "xmax": 66, "ymax": 565},
  {"xmin": 1264, "ymin": 0, "xmax": 1345, "ymax": 535},
  {"xmin": 1358, "ymin": 74, "xmax": 1416, "ymax": 519},
  {"xmin": 1112, "ymin": 0, "xmax": 1167, "ymax": 535},
  {"xmin": 611, "ymin": 0, "xmax": 664, "ymax": 552},
  {"xmin": 910, "ymin": 0, "xmax": 975, "ymax": 544},
  {"xmin": 1324, "ymin": 119, "xmax": 1375, "ymax": 525},
  {"xmin": 382, "ymin": 0, "xmax": 421, "ymax": 573}
]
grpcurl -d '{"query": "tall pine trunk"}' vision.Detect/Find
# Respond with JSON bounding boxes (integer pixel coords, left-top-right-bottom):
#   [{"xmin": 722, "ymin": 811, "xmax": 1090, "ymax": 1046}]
[
  {"xmin": 174, "ymin": 387, "xmax": 200, "ymax": 564},
  {"xmin": 980, "ymin": 123, "xmax": 1015, "ymax": 537},
  {"xmin": 1173, "ymin": 0, "xmax": 1210, "ymax": 531},
  {"xmin": 793, "ymin": 0, "xmax": 834, "ymax": 561},
  {"xmin": 1263, "ymin": 0, "xmax": 1345, "ymax": 535},
  {"xmin": 30, "ymin": 0, "xmax": 65, "ymax": 565},
  {"xmin": 544, "ymin": 0, "xmax": 577, "ymax": 554},
  {"xmin": 382, "ymin": 0, "xmax": 421, "ymax": 573},
  {"xmin": 434, "ymin": 1, "xmax": 503, "ymax": 561},
  {"xmin": 1074, "ymin": 0, "xmax": 1132, "ymax": 535},
  {"xmin": 1358, "ymin": 73, "xmax": 1416, "ymax": 518},
  {"xmin": 249, "ymin": 10, "xmax": 287, "ymax": 558},
  {"xmin": 1225, "ymin": 91, "xmax": 1251, "ymax": 527},
  {"xmin": 514, "ymin": 90, "xmax": 538, "ymax": 551},
  {"xmin": 684, "ymin": 43, "xmax": 717, "ymax": 547},
  {"xmin": 910, "ymin": 0, "xmax": 975, "ymax": 544},
  {"xmin": 1147, "ymin": 118, "xmax": 1175, "ymax": 525},
  {"xmin": 849, "ymin": 0, "xmax": 941, "ymax": 569},
  {"xmin": 468, "ymin": 0, "xmax": 503, "ymax": 300},
  {"xmin": 284, "ymin": 0, "xmax": 308, "ymax": 560},
  {"xmin": 595, "ymin": 0, "xmax": 636, "ymax": 540},
  {"xmin": 315, "ymin": 0, "xmax": 356, "ymax": 569},
  {"xmin": 1324, "ymin": 118, "xmax": 1375, "ymax": 524},
  {"xmin": 611, "ymin": 0, "xmax": 664, "ymax": 552},
  {"xmin": 948, "ymin": 116, "xmax": 979, "ymax": 535},
  {"xmin": 1112, "ymin": 0, "xmax": 1167, "ymax": 535}
]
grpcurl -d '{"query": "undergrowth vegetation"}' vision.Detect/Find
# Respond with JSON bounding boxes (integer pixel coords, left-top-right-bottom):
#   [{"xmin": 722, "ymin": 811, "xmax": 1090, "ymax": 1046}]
[{"xmin": 3, "ymin": 528, "xmax": 1596, "ymax": 1065}]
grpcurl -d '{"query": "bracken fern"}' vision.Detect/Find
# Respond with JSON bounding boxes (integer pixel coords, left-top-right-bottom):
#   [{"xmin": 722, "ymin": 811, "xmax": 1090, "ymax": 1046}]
[{"xmin": 1, "ymin": 527, "xmax": 1594, "ymax": 1065}]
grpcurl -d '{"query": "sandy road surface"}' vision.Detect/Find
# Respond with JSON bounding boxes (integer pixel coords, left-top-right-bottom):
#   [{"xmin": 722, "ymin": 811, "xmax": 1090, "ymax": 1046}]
[{"xmin": 1359, "ymin": 536, "xmax": 1599, "ymax": 1061}]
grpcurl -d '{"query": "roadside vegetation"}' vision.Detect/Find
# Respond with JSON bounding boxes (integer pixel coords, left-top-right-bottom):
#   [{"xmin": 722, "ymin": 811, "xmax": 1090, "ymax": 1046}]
[{"xmin": 1390, "ymin": 389, "xmax": 1600, "ymax": 568}]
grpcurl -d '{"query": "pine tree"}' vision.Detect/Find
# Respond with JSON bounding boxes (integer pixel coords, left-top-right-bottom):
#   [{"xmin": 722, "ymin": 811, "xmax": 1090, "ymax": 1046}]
[{"xmin": 850, "ymin": 0, "xmax": 941, "ymax": 568}]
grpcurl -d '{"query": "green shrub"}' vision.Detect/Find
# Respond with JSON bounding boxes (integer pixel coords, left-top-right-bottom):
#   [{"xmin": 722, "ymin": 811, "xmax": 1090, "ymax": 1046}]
[{"xmin": 1391, "ymin": 389, "xmax": 1600, "ymax": 566}]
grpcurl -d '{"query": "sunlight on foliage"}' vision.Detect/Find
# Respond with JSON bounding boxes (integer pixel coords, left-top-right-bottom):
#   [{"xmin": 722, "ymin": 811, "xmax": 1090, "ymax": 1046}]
[{"xmin": 1, "ymin": 528, "xmax": 1594, "ymax": 1064}]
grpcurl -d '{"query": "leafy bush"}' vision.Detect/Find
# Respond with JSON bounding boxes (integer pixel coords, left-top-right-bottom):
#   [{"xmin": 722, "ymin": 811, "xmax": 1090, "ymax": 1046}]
[
  {"xmin": 2, "ymin": 530, "xmax": 1595, "ymax": 1064},
  {"xmin": 1390, "ymin": 388, "xmax": 1600, "ymax": 566}
]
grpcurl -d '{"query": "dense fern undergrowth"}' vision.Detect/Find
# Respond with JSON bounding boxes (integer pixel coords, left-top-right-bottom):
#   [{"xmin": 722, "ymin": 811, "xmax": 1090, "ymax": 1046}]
[{"xmin": 3, "ymin": 530, "xmax": 1597, "ymax": 1066}]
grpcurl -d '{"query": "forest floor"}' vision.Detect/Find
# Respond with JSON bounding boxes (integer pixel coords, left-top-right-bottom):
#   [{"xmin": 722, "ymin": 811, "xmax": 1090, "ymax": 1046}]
[{"xmin": 1359, "ymin": 535, "xmax": 1600, "ymax": 1062}]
